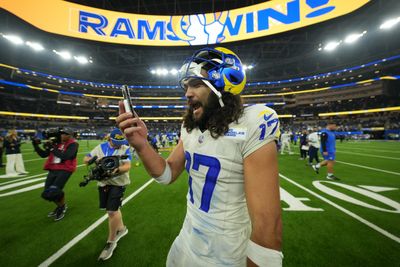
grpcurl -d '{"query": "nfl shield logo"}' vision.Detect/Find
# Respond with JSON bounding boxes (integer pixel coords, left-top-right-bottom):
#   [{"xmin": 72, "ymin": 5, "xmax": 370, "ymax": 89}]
[{"xmin": 198, "ymin": 135, "xmax": 204, "ymax": 144}]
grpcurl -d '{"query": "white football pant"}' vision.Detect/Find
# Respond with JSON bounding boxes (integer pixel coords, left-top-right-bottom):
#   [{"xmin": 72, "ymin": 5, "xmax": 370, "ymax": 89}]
[
  {"xmin": 281, "ymin": 141, "xmax": 292, "ymax": 154},
  {"xmin": 167, "ymin": 216, "xmax": 251, "ymax": 267},
  {"xmin": 6, "ymin": 153, "xmax": 26, "ymax": 175}
]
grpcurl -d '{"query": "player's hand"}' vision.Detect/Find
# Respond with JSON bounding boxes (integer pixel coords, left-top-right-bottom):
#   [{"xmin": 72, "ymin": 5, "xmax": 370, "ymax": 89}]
[
  {"xmin": 111, "ymin": 167, "xmax": 120, "ymax": 175},
  {"xmin": 323, "ymin": 151, "xmax": 328, "ymax": 156},
  {"xmin": 116, "ymin": 101, "xmax": 148, "ymax": 151}
]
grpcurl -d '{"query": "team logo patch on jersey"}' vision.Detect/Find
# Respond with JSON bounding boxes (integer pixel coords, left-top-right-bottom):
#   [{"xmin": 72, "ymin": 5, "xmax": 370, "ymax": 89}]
[
  {"xmin": 258, "ymin": 109, "xmax": 275, "ymax": 121},
  {"xmin": 224, "ymin": 128, "xmax": 247, "ymax": 140},
  {"xmin": 198, "ymin": 135, "xmax": 205, "ymax": 143}
]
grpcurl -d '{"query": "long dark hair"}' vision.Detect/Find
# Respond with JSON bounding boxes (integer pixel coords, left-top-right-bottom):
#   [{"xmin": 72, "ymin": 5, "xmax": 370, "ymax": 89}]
[{"xmin": 183, "ymin": 91, "xmax": 244, "ymax": 138}]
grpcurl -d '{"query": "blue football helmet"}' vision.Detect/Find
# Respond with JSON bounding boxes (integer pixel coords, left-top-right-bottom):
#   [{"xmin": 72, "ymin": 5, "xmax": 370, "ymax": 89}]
[{"xmin": 179, "ymin": 47, "xmax": 247, "ymax": 104}]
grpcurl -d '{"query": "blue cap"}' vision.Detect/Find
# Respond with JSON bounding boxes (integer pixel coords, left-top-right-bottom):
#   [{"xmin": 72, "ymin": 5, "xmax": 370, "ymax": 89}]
[{"xmin": 110, "ymin": 128, "xmax": 128, "ymax": 146}]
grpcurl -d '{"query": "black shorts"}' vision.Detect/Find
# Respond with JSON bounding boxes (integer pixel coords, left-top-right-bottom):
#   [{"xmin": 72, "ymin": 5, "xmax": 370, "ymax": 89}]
[
  {"xmin": 44, "ymin": 170, "xmax": 72, "ymax": 190},
  {"xmin": 98, "ymin": 185, "xmax": 126, "ymax": 211}
]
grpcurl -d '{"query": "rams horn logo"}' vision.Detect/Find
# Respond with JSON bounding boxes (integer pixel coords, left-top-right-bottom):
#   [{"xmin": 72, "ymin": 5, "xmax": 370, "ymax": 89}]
[{"xmin": 114, "ymin": 134, "xmax": 125, "ymax": 140}]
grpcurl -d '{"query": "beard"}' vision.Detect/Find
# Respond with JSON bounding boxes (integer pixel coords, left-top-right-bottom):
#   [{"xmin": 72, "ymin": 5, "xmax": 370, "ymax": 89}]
[{"xmin": 186, "ymin": 92, "xmax": 220, "ymax": 131}]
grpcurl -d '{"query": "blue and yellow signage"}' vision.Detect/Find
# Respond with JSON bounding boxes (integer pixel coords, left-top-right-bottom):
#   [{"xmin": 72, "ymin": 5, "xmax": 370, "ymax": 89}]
[{"xmin": 0, "ymin": 0, "xmax": 370, "ymax": 46}]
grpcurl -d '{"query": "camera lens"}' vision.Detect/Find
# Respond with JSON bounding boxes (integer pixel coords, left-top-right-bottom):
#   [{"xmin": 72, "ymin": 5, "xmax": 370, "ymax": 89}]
[{"xmin": 103, "ymin": 158, "xmax": 116, "ymax": 169}]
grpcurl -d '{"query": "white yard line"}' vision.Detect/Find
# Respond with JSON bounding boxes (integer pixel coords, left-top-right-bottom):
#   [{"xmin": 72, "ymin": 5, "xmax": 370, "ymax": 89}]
[
  {"xmin": 0, "ymin": 183, "xmax": 45, "ymax": 197},
  {"xmin": 0, "ymin": 164, "xmax": 87, "ymax": 197},
  {"xmin": 335, "ymin": 160, "xmax": 400, "ymax": 176},
  {"xmin": 0, "ymin": 177, "xmax": 46, "ymax": 191},
  {"xmin": 336, "ymin": 150, "xmax": 400, "ymax": 160},
  {"xmin": 0, "ymin": 164, "xmax": 86, "ymax": 186},
  {"xmin": 38, "ymin": 179, "xmax": 154, "ymax": 267},
  {"xmin": 279, "ymin": 173, "xmax": 400, "ymax": 243},
  {"xmin": 24, "ymin": 151, "xmax": 89, "ymax": 162},
  {"xmin": 287, "ymin": 152, "xmax": 399, "ymax": 176},
  {"xmin": 0, "ymin": 173, "xmax": 47, "ymax": 185},
  {"xmin": 0, "ymin": 149, "xmax": 90, "ymax": 183},
  {"xmin": 336, "ymin": 147, "xmax": 400, "ymax": 154}
]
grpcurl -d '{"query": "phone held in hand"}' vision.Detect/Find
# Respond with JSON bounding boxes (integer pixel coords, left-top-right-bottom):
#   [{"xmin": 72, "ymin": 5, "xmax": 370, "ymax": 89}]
[
  {"xmin": 121, "ymin": 85, "xmax": 135, "ymax": 114},
  {"xmin": 121, "ymin": 85, "xmax": 138, "ymax": 126}
]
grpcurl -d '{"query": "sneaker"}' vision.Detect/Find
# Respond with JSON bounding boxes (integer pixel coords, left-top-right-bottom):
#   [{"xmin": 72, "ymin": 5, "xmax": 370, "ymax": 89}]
[
  {"xmin": 18, "ymin": 171, "xmax": 29, "ymax": 175},
  {"xmin": 48, "ymin": 207, "xmax": 59, "ymax": 217},
  {"xmin": 135, "ymin": 162, "xmax": 140, "ymax": 167},
  {"xmin": 54, "ymin": 205, "xmax": 67, "ymax": 221},
  {"xmin": 327, "ymin": 175, "xmax": 340, "ymax": 181},
  {"xmin": 98, "ymin": 242, "xmax": 117, "ymax": 261},
  {"xmin": 312, "ymin": 165, "xmax": 319, "ymax": 174},
  {"xmin": 115, "ymin": 226, "xmax": 128, "ymax": 243}
]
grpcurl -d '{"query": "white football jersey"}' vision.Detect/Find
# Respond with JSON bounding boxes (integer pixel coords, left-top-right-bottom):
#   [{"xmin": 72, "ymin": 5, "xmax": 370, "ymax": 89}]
[{"xmin": 180, "ymin": 105, "xmax": 280, "ymax": 235}]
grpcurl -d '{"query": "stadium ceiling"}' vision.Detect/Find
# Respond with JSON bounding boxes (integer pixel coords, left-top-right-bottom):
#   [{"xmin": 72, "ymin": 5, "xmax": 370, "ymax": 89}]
[{"xmin": 0, "ymin": 0, "xmax": 399, "ymax": 85}]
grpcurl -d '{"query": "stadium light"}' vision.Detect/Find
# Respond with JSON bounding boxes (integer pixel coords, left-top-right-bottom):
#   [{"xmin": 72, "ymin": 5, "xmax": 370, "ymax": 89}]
[
  {"xmin": 155, "ymin": 68, "xmax": 169, "ymax": 76},
  {"xmin": 379, "ymin": 17, "xmax": 400, "ymax": 30},
  {"xmin": 151, "ymin": 68, "xmax": 180, "ymax": 76},
  {"xmin": 74, "ymin": 55, "xmax": 89, "ymax": 64},
  {"xmin": 344, "ymin": 31, "xmax": 367, "ymax": 44},
  {"xmin": 170, "ymin": 68, "xmax": 178, "ymax": 75},
  {"xmin": 26, "ymin": 41, "xmax": 44, "ymax": 51},
  {"xmin": 53, "ymin": 49, "xmax": 72, "ymax": 60},
  {"xmin": 243, "ymin": 64, "xmax": 254, "ymax": 70},
  {"xmin": 324, "ymin": 41, "xmax": 341, "ymax": 51},
  {"xmin": 3, "ymin": 34, "xmax": 23, "ymax": 45}
]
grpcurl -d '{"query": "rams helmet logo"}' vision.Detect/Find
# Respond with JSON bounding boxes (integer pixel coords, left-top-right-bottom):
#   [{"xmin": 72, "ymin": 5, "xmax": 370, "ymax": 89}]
[{"xmin": 179, "ymin": 47, "xmax": 246, "ymax": 95}]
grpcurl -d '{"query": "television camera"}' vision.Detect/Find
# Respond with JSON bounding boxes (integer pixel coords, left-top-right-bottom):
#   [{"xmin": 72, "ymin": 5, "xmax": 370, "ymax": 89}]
[
  {"xmin": 79, "ymin": 155, "xmax": 128, "ymax": 187},
  {"xmin": 31, "ymin": 128, "xmax": 63, "ymax": 150}
]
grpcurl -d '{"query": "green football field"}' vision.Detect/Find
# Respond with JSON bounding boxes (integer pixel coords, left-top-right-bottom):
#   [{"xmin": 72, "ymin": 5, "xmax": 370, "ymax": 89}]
[{"xmin": 0, "ymin": 140, "xmax": 399, "ymax": 266}]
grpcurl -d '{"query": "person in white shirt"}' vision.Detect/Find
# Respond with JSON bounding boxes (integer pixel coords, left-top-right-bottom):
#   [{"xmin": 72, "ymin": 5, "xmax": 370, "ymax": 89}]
[
  {"xmin": 307, "ymin": 127, "xmax": 320, "ymax": 167},
  {"xmin": 117, "ymin": 47, "xmax": 283, "ymax": 267},
  {"xmin": 280, "ymin": 130, "xmax": 293, "ymax": 155},
  {"xmin": 84, "ymin": 128, "xmax": 132, "ymax": 261}
]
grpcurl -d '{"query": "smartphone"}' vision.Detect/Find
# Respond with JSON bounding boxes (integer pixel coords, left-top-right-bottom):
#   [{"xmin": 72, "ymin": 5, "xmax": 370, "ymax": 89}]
[{"xmin": 121, "ymin": 85, "xmax": 136, "ymax": 116}]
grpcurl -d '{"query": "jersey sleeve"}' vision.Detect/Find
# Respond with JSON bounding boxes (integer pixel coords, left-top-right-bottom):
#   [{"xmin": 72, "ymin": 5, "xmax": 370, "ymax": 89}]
[
  {"xmin": 124, "ymin": 147, "xmax": 132, "ymax": 161},
  {"xmin": 87, "ymin": 145, "xmax": 101, "ymax": 158},
  {"xmin": 241, "ymin": 106, "xmax": 280, "ymax": 158}
]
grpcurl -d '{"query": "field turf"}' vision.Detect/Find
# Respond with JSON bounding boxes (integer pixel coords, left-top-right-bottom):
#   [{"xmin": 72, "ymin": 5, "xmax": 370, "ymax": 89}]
[{"xmin": 0, "ymin": 140, "xmax": 399, "ymax": 266}]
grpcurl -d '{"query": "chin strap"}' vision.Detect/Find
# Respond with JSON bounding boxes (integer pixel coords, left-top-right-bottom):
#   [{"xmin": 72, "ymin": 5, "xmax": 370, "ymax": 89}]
[{"xmin": 202, "ymin": 79, "xmax": 225, "ymax": 108}]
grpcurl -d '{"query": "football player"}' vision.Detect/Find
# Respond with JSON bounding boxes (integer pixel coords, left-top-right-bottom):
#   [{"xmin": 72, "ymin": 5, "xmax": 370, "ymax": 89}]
[
  {"xmin": 117, "ymin": 47, "xmax": 283, "ymax": 266},
  {"xmin": 313, "ymin": 122, "xmax": 339, "ymax": 180}
]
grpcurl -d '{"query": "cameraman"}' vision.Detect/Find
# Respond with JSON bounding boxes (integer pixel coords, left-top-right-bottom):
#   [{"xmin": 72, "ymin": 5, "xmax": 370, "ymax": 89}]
[
  {"xmin": 32, "ymin": 128, "xmax": 78, "ymax": 221},
  {"xmin": 83, "ymin": 128, "xmax": 132, "ymax": 261}
]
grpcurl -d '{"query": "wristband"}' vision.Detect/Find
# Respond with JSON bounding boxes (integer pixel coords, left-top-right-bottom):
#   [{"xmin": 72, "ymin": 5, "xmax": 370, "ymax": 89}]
[
  {"xmin": 153, "ymin": 162, "xmax": 172, "ymax": 185},
  {"xmin": 247, "ymin": 239, "xmax": 283, "ymax": 267}
]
